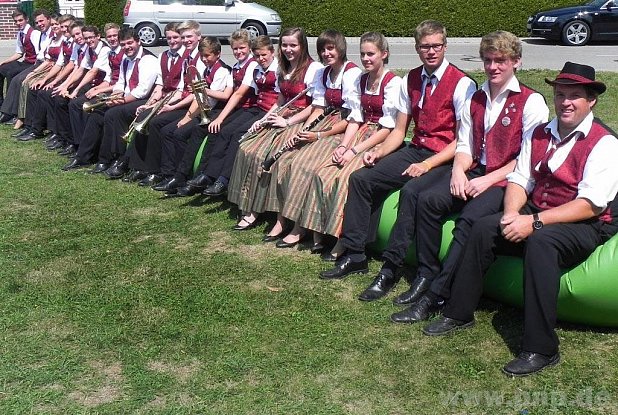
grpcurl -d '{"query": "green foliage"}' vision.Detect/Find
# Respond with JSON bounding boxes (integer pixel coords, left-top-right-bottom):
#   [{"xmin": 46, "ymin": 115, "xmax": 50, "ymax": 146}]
[
  {"xmin": 84, "ymin": 0, "xmax": 125, "ymax": 30},
  {"xmin": 33, "ymin": 0, "xmax": 59, "ymax": 15},
  {"xmin": 259, "ymin": 0, "xmax": 580, "ymax": 36}
]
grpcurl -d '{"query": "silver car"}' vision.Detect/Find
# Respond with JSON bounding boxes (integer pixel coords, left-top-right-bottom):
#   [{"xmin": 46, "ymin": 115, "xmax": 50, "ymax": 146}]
[{"xmin": 123, "ymin": 0, "xmax": 282, "ymax": 47}]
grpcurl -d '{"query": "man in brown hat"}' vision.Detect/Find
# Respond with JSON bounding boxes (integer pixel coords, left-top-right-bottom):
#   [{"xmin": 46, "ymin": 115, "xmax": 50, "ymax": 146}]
[{"xmin": 422, "ymin": 61, "xmax": 618, "ymax": 376}]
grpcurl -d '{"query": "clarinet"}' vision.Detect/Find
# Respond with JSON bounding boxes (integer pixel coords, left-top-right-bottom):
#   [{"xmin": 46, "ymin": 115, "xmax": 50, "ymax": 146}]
[
  {"xmin": 239, "ymin": 86, "xmax": 312, "ymax": 143},
  {"xmin": 261, "ymin": 107, "xmax": 335, "ymax": 172}
]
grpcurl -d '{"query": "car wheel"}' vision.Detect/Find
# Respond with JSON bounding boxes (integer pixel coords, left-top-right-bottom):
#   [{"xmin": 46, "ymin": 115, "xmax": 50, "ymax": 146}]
[
  {"xmin": 561, "ymin": 20, "xmax": 591, "ymax": 46},
  {"xmin": 136, "ymin": 23, "xmax": 160, "ymax": 47},
  {"xmin": 242, "ymin": 21, "xmax": 266, "ymax": 39}
]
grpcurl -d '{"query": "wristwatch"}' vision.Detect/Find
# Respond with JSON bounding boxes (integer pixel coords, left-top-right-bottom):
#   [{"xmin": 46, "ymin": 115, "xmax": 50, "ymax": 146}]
[{"xmin": 532, "ymin": 213, "xmax": 543, "ymax": 231}]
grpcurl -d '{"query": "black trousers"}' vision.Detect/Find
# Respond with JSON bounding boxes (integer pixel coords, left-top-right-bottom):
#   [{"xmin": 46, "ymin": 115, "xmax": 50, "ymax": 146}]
[
  {"xmin": 418, "ymin": 185, "xmax": 505, "ymax": 300},
  {"xmin": 443, "ymin": 204, "xmax": 607, "ymax": 356},
  {"xmin": 0, "ymin": 63, "xmax": 37, "ymax": 116},
  {"xmin": 69, "ymin": 94, "xmax": 90, "ymax": 143},
  {"xmin": 204, "ymin": 106, "xmax": 265, "ymax": 181},
  {"xmin": 340, "ymin": 143, "xmax": 449, "ymax": 253},
  {"xmin": 0, "ymin": 60, "xmax": 32, "ymax": 101},
  {"xmin": 135, "ymin": 109, "xmax": 185, "ymax": 175},
  {"xmin": 29, "ymin": 88, "xmax": 55, "ymax": 135},
  {"xmin": 100, "ymin": 100, "xmax": 146, "ymax": 164}
]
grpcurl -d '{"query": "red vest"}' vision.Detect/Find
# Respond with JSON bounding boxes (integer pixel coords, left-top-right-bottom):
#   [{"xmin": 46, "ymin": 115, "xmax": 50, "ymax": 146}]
[
  {"xmin": 123, "ymin": 48, "xmax": 155, "ymax": 91},
  {"xmin": 323, "ymin": 61, "xmax": 357, "ymax": 109},
  {"xmin": 160, "ymin": 50, "xmax": 184, "ymax": 93},
  {"xmin": 470, "ymin": 83, "xmax": 536, "ymax": 187},
  {"xmin": 181, "ymin": 49, "xmax": 202, "ymax": 97},
  {"xmin": 21, "ymin": 27, "xmax": 37, "ymax": 64},
  {"xmin": 88, "ymin": 45, "xmax": 106, "ymax": 86},
  {"xmin": 46, "ymin": 39, "xmax": 62, "ymax": 62},
  {"xmin": 108, "ymin": 49, "xmax": 124, "ymax": 85},
  {"xmin": 254, "ymin": 67, "xmax": 278, "ymax": 112},
  {"xmin": 234, "ymin": 57, "xmax": 257, "ymax": 109},
  {"xmin": 279, "ymin": 62, "xmax": 313, "ymax": 109},
  {"xmin": 76, "ymin": 45, "xmax": 87, "ymax": 67},
  {"xmin": 360, "ymin": 71, "xmax": 396, "ymax": 124},
  {"xmin": 61, "ymin": 38, "xmax": 73, "ymax": 64},
  {"xmin": 408, "ymin": 64, "xmax": 470, "ymax": 152},
  {"xmin": 203, "ymin": 59, "xmax": 230, "ymax": 109},
  {"xmin": 530, "ymin": 120, "xmax": 613, "ymax": 223}
]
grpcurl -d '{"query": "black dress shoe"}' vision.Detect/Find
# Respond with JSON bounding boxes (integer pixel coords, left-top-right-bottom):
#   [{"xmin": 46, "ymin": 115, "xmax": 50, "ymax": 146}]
[
  {"xmin": 186, "ymin": 172, "xmax": 212, "ymax": 189},
  {"xmin": 321, "ymin": 252, "xmax": 338, "ymax": 262},
  {"xmin": 422, "ymin": 316, "xmax": 475, "ymax": 336},
  {"xmin": 46, "ymin": 139, "xmax": 65, "ymax": 151},
  {"xmin": 58, "ymin": 144, "xmax": 77, "ymax": 156},
  {"xmin": 105, "ymin": 160, "xmax": 129, "ymax": 180},
  {"xmin": 275, "ymin": 239, "xmax": 300, "ymax": 248},
  {"xmin": 11, "ymin": 128, "xmax": 30, "ymax": 138},
  {"xmin": 203, "ymin": 180, "xmax": 227, "ymax": 197},
  {"xmin": 89, "ymin": 162, "xmax": 110, "ymax": 174},
  {"xmin": 138, "ymin": 173, "xmax": 164, "ymax": 187},
  {"xmin": 310, "ymin": 243, "xmax": 325, "ymax": 254},
  {"xmin": 233, "ymin": 218, "xmax": 257, "ymax": 231},
  {"xmin": 43, "ymin": 132, "xmax": 57, "ymax": 142},
  {"xmin": 3, "ymin": 117, "xmax": 17, "ymax": 125},
  {"xmin": 390, "ymin": 295, "xmax": 442, "ymax": 323},
  {"xmin": 18, "ymin": 132, "xmax": 44, "ymax": 142},
  {"xmin": 174, "ymin": 185, "xmax": 200, "ymax": 197},
  {"xmin": 392, "ymin": 275, "xmax": 432, "ymax": 306},
  {"xmin": 153, "ymin": 177, "xmax": 184, "ymax": 192},
  {"xmin": 502, "ymin": 351, "xmax": 560, "ymax": 377},
  {"xmin": 358, "ymin": 272, "xmax": 400, "ymax": 302},
  {"xmin": 262, "ymin": 234, "xmax": 281, "ymax": 242},
  {"xmin": 0, "ymin": 112, "xmax": 14, "ymax": 123},
  {"xmin": 320, "ymin": 256, "xmax": 369, "ymax": 280},
  {"xmin": 122, "ymin": 170, "xmax": 147, "ymax": 183},
  {"xmin": 62, "ymin": 159, "xmax": 91, "ymax": 171}
]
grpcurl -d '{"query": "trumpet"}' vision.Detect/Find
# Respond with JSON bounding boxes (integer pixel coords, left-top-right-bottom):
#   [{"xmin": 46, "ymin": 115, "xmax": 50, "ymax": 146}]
[
  {"xmin": 239, "ymin": 86, "xmax": 312, "ymax": 143},
  {"xmin": 82, "ymin": 92, "xmax": 124, "ymax": 112},
  {"xmin": 187, "ymin": 65, "xmax": 211, "ymax": 126},
  {"xmin": 122, "ymin": 90, "xmax": 176, "ymax": 143}
]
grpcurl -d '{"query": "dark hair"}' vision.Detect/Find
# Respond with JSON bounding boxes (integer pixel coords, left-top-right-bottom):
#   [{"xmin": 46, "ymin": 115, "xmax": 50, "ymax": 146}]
[
  {"xmin": 316, "ymin": 29, "xmax": 347, "ymax": 64},
  {"xmin": 199, "ymin": 36, "xmax": 221, "ymax": 54},
  {"xmin": 119, "ymin": 27, "xmax": 140, "ymax": 42},
  {"xmin": 32, "ymin": 9, "xmax": 51, "ymax": 19},
  {"xmin": 12, "ymin": 9, "xmax": 28, "ymax": 20},
  {"xmin": 164, "ymin": 21, "xmax": 181, "ymax": 34},
  {"xmin": 82, "ymin": 25, "xmax": 100, "ymax": 37},
  {"xmin": 69, "ymin": 21, "xmax": 84, "ymax": 33},
  {"xmin": 278, "ymin": 27, "xmax": 311, "ymax": 83},
  {"xmin": 252, "ymin": 35, "xmax": 273, "ymax": 52}
]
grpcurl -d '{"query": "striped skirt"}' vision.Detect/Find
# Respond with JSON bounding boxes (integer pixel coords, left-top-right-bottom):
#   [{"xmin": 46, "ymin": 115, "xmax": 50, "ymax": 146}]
[
  {"xmin": 227, "ymin": 108, "xmax": 302, "ymax": 214},
  {"xmin": 297, "ymin": 123, "xmax": 380, "ymax": 237},
  {"xmin": 277, "ymin": 111, "xmax": 344, "ymax": 222}
]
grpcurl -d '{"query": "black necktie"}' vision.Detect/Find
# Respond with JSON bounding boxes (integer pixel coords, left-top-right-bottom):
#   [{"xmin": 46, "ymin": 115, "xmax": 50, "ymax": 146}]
[{"xmin": 423, "ymin": 75, "xmax": 435, "ymax": 107}]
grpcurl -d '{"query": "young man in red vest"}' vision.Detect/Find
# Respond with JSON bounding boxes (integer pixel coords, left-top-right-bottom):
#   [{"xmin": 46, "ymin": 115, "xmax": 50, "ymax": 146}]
[
  {"xmin": 0, "ymin": 9, "xmax": 40, "ymax": 116},
  {"xmin": 63, "ymin": 27, "xmax": 158, "ymax": 171},
  {"xmin": 423, "ymin": 62, "xmax": 618, "ymax": 377},
  {"xmin": 383, "ymin": 32, "xmax": 549, "ymax": 318},
  {"xmin": 320, "ymin": 20, "xmax": 476, "ymax": 279}
]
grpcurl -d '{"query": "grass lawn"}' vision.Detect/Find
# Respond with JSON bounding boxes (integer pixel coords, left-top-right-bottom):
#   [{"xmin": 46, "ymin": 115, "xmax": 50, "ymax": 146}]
[{"xmin": 1, "ymin": 69, "xmax": 617, "ymax": 414}]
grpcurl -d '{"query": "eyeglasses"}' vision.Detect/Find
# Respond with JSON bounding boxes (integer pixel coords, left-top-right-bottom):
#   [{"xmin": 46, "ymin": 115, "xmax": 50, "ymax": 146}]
[
  {"xmin": 418, "ymin": 43, "xmax": 444, "ymax": 52},
  {"xmin": 84, "ymin": 35, "xmax": 97, "ymax": 41}
]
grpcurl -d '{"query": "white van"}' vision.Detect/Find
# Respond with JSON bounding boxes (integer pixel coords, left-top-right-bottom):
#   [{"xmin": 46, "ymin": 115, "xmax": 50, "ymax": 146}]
[{"xmin": 123, "ymin": 0, "xmax": 282, "ymax": 47}]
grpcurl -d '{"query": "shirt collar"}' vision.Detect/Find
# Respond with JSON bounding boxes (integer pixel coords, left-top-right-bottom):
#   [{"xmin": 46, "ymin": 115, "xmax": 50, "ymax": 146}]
[
  {"xmin": 544, "ymin": 111, "xmax": 594, "ymax": 143},
  {"xmin": 480, "ymin": 74, "xmax": 521, "ymax": 100},
  {"xmin": 421, "ymin": 58, "xmax": 449, "ymax": 81}
]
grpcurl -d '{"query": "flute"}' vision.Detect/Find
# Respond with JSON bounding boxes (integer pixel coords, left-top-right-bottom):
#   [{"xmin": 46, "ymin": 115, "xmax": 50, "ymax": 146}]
[
  {"xmin": 261, "ymin": 106, "xmax": 335, "ymax": 172},
  {"xmin": 239, "ymin": 86, "xmax": 312, "ymax": 143}
]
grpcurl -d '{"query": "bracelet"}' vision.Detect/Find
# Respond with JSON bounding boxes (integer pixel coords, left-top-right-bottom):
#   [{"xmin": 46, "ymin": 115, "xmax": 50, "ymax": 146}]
[
  {"xmin": 349, "ymin": 147, "xmax": 358, "ymax": 155},
  {"xmin": 336, "ymin": 145, "xmax": 347, "ymax": 150},
  {"xmin": 317, "ymin": 131, "xmax": 321, "ymax": 140},
  {"xmin": 421, "ymin": 160, "xmax": 432, "ymax": 170}
]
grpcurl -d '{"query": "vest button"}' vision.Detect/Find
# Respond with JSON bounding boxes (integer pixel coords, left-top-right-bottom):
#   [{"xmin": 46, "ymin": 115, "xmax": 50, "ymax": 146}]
[
  {"xmin": 544, "ymin": 183, "xmax": 550, "ymax": 188},
  {"xmin": 420, "ymin": 138, "xmax": 425, "ymax": 142},
  {"xmin": 542, "ymin": 192, "xmax": 548, "ymax": 198},
  {"xmin": 541, "ymin": 202, "xmax": 547, "ymax": 207}
]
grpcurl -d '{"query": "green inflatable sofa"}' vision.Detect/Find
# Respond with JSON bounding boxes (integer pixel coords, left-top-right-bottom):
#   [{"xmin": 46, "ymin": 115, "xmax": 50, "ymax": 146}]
[{"xmin": 372, "ymin": 190, "xmax": 618, "ymax": 328}]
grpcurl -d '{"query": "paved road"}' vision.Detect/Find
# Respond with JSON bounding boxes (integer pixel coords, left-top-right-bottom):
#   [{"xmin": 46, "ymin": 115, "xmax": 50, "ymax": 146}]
[{"xmin": 2, "ymin": 37, "xmax": 617, "ymax": 71}]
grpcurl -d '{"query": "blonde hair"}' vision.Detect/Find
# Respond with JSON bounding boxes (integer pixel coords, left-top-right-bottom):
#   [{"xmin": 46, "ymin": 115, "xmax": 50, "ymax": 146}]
[
  {"xmin": 178, "ymin": 20, "xmax": 201, "ymax": 37},
  {"xmin": 230, "ymin": 29, "xmax": 251, "ymax": 46},
  {"xmin": 479, "ymin": 31, "xmax": 522, "ymax": 60},
  {"xmin": 360, "ymin": 31, "xmax": 389, "ymax": 65}
]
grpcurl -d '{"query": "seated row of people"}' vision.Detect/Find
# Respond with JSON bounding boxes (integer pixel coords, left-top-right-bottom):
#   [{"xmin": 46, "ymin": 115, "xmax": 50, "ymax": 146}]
[{"xmin": 3, "ymin": 14, "xmax": 618, "ymax": 378}]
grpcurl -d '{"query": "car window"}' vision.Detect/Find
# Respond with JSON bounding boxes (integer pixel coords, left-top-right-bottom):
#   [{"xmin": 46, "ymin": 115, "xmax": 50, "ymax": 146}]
[{"xmin": 195, "ymin": 0, "xmax": 224, "ymax": 5}]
